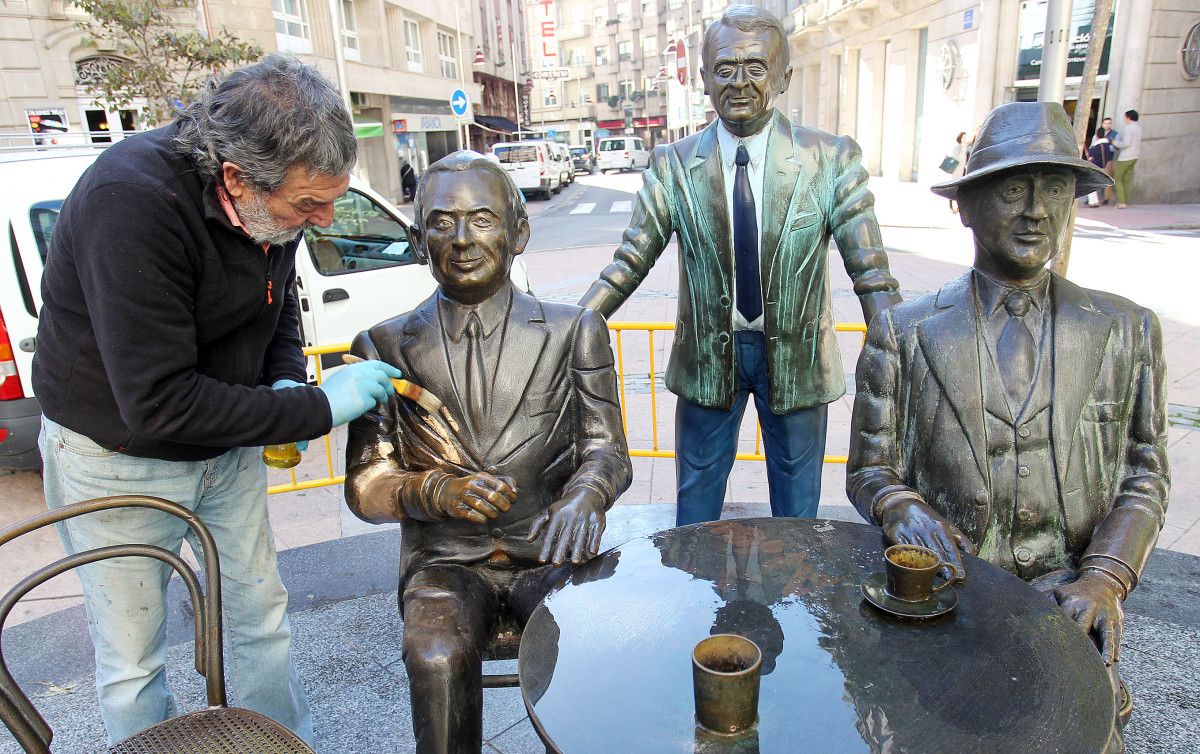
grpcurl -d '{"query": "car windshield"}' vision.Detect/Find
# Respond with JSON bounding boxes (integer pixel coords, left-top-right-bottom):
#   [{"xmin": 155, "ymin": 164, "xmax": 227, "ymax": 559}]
[
  {"xmin": 494, "ymin": 146, "xmax": 538, "ymax": 163},
  {"xmin": 599, "ymin": 140, "xmax": 625, "ymax": 151}
]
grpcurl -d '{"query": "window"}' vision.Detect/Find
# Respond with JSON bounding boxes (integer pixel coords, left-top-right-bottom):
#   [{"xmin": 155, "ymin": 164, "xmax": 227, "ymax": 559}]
[
  {"xmin": 304, "ymin": 191, "xmax": 414, "ymax": 276},
  {"xmin": 619, "ymin": 79, "xmax": 634, "ymax": 99},
  {"xmin": 615, "ymin": 1, "xmax": 631, "ymax": 19},
  {"xmin": 641, "ymin": 0, "xmax": 654, "ymax": 16},
  {"xmin": 29, "ymin": 201, "xmax": 63, "ymax": 264},
  {"xmin": 341, "ymin": 0, "xmax": 359, "ymax": 61},
  {"xmin": 493, "ymin": 145, "xmax": 538, "ymax": 164},
  {"xmin": 596, "ymin": 82, "xmax": 610, "ymax": 101},
  {"xmin": 599, "ymin": 139, "xmax": 626, "ymax": 151},
  {"xmin": 272, "ymin": 0, "xmax": 311, "ymax": 53},
  {"xmin": 437, "ymin": 31, "xmax": 458, "ymax": 79},
  {"xmin": 404, "ymin": 19, "xmax": 422, "ymax": 73},
  {"xmin": 644, "ymin": 75, "xmax": 659, "ymax": 94},
  {"xmin": 594, "ymin": 45, "xmax": 609, "ymax": 65},
  {"xmin": 592, "ymin": 6, "xmax": 607, "ymax": 25},
  {"xmin": 570, "ymin": 48, "xmax": 588, "ymax": 66},
  {"xmin": 642, "ymin": 35, "xmax": 657, "ymax": 57},
  {"xmin": 544, "ymin": 87, "xmax": 559, "ymax": 107},
  {"xmin": 618, "ymin": 41, "xmax": 632, "ymax": 62}
]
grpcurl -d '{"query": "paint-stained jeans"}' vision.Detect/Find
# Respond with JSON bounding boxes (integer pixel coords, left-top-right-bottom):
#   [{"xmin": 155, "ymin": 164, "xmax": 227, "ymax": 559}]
[{"xmin": 38, "ymin": 417, "xmax": 312, "ymax": 746}]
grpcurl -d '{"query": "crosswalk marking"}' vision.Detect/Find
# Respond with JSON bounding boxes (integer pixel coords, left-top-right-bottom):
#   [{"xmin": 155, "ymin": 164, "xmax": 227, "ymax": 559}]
[
  {"xmin": 569, "ymin": 202, "xmax": 596, "ymax": 215},
  {"xmin": 610, "ymin": 200, "xmax": 632, "ymax": 213}
]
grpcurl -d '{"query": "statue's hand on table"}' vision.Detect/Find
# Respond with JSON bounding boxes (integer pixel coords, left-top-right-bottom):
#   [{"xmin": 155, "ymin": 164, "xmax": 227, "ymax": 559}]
[
  {"xmin": 433, "ymin": 473, "xmax": 517, "ymax": 524},
  {"xmin": 1053, "ymin": 570, "xmax": 1125, "ymax": 666},
  {"xmin": 878, "ymin": 494, "xmax": 975, "ymax": 579},
  {"xmin": 528, "ymin": 487, "xmax": 607, "ymax": 566}
]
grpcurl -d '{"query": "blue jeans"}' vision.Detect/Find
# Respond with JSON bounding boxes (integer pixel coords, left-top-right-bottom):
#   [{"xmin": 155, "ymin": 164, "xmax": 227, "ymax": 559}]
[
  {"xmin": 38, "ymin": 417, "xmax": 312, "ymax": 746},
  {"xmin": 675, "ymin": 331, "xmax": 828, "ymax": 526}
]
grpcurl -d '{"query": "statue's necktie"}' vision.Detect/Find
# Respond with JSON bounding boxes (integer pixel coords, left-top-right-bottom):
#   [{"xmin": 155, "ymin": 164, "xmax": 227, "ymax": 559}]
[
  {"xmin": 464, "ymin": 313, "xmax": 488, "ymax": 431},
  {"xmin": 997, "ymin": 290, "xmax": 1036, "ymax": 412},
  {"xmin": 733, "ymin": 143, "xmax": 763, "ymax": 322}
]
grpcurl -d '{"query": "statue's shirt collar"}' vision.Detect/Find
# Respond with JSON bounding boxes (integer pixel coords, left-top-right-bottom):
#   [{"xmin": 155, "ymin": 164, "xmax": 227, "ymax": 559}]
[{"xmin": 439, "ymin": 283, "xmax": 513, "ymax": 343}]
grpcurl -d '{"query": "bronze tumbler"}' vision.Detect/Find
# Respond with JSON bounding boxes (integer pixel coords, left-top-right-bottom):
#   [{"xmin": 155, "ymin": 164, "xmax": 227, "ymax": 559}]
[{"xmin": 692, "ymin": 634, "xmax": 762, "ymax": 734}]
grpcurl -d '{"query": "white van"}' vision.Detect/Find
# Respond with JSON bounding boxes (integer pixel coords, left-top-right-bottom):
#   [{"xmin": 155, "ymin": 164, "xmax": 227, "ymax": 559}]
[
  {"xmin": 0, "ymin": 146, "xmax": 530, "ymax": 470},
  {"xmin": 596, "ymin": 136, "xmax": 650, "ymax": 173},
  {"xmin": 492, "ymin": 140, "xmax": 561, "ymax": 200},
  {"xmin": 551, "ymin": 142, "xmax": 575, "ymax": 185}
]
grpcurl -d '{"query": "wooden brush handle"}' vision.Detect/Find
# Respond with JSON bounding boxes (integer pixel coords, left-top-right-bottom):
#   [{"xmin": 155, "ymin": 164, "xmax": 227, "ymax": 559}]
[{"xmin": 340, "ymin": 353, "xmax": 407, "ymax": 392}]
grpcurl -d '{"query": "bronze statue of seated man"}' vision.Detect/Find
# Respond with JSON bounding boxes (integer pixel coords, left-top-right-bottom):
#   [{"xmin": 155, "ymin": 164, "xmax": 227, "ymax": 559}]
[
  {"xmin": 344, "ymin": 151, "xmax": 633, "ymax": 753},
  {"xmin": 848, "ymin": 102, "xmax": 1168, "ymax": 737}
]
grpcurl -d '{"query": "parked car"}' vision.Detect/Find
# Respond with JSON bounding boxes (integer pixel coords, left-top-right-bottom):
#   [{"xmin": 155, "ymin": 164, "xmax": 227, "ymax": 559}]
[
  {"xmin": 596, "ymin": 136, "xmax": 650, "ymax": 173},
  {"xmin": 553, "ymin": 142, "xmax": 576, "ymax": 185},
  {"xmin": 491, "ymin": 140, "xmax": 562, "ymax": 200},
  {"xmin": 571, "ymin": 145, "xmax": 596, "ymax": 174},
  {"xmin": 0, "ymin": 144, "xmax": 531, "ymax": 470}
]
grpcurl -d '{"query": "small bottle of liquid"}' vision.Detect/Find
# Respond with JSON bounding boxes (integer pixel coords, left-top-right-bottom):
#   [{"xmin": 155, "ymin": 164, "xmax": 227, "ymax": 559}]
[{"xmin": 262, "ymin": 443, "xmax": 302, "ymax": 469}]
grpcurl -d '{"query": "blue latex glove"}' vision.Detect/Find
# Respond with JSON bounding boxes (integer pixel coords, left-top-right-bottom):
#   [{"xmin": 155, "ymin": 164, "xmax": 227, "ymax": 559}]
[
  {"xmin": 319, "ymin": 360, "xmax": 404, "ymax": 426},
  {"xmin": 271, "ymin": 378, "xmax": 311, "ymax": 451}
]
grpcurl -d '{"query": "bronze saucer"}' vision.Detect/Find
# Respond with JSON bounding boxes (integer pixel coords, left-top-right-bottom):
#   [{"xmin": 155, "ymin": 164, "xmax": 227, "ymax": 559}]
[{"xmin": 860, "ymin": 572, "xmax": 958, "ymax": 619}]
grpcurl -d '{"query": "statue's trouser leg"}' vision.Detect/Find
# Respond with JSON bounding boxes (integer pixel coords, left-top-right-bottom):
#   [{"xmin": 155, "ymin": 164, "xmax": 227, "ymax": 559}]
[
  {"xmin": 675, "ymin": 392, "xmax": 751, "ymax": 526},
  {"xmin": 402, "ymin": 565, "xmax": 499, "ymax": 754},
  {"xmin": 737, "ymin": 330, "xmax": 828, "ymax": 517}
]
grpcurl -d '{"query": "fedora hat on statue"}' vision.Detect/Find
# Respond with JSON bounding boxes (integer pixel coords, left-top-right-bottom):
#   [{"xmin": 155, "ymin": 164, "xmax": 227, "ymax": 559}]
[{"xmin": 931, "ymin": 101, "xmax": 1113, "ymax": 199}]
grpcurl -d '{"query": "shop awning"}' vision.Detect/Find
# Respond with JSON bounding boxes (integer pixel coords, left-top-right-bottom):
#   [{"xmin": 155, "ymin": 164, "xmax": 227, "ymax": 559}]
[
  {"xmin": 473, "ymin": 114, "xmax": 518, "ymax": 133},
  {"xmin": 354, "ymin": 122, "xmax": 385, "ymax": 139}
]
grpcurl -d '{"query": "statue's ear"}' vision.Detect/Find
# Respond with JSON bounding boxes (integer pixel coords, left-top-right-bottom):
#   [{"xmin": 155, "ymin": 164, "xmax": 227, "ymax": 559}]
[
  {"xmin": 408, "ymin": 223, "xmax": 428, "ymax": 265},
  {"xmin": 511, "ymin": 218, "xmax": 531, "ymax": 258}
]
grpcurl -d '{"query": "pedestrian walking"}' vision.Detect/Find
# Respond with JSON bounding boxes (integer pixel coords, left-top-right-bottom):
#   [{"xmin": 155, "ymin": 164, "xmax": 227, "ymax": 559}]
[
  {"xmin": 1086, "ymin": 127, "xmax": 1114, "ymax": 207},
  {"xmin": 401, "ymin": 159, "xmax": 418, "ymax": 203},
  {"xmin": 1112, "ymin": 110, "xmax": 1142, "ymax": 208},
  {"xmin": 945, "ymin": 131, "xmax": 968, "ymax": 213},
  {"xmin": 33, "ymin": 53, "xmax": 402, "ymax": 746}
]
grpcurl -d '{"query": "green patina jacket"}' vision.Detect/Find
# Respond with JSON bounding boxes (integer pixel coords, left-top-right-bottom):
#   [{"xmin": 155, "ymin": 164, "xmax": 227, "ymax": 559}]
[{"xmin": 579, "ymin": 111, "xmax": 902, "ymax": 414}]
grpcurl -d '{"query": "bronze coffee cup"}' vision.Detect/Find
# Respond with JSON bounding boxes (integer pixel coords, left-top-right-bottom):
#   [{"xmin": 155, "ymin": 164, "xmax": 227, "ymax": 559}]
[
  {"xmin": 692, "ymin": 634, "xmax": 762, "ymax": 734},
  {"xmin": 883, "ymin": 544, "xmax": 964, "ymax": 602}
]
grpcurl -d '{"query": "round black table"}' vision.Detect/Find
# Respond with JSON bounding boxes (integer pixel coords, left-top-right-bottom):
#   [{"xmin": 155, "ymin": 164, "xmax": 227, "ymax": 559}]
[{"xmin": 518, "ymin": 518, "xmax": 1117, "ymax": 753}]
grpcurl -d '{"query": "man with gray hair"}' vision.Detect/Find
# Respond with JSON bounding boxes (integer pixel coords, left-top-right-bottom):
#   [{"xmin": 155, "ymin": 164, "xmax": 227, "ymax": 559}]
[
  {"xmin": 579, "ymin": 5, "xmax": 901, "ymax": 524},
  {"xmin": 33, "ymin": 52, "xmax": 401, "ymax": 745}
]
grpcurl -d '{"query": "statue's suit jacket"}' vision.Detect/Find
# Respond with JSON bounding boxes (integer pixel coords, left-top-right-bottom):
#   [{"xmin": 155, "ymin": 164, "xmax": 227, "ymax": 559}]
[
  {"xmin": 579, "ymin": 110, "xmax": 900, "ymax": 414},
  {"xmin": 344, "ymin": 290, "xmax": 632, "ymax": 591},
  {"xmin": 848, "ymin": 271, "xmax": 1169, "ymax": 587}
]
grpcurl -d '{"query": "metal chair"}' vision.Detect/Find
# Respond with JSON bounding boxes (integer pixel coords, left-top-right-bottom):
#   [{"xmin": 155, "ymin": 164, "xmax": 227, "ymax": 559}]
[
  {"xmin": 482, "ymin": 614, "xmax": 521, "ymax": 689},
  {"xmin": 0, "ymin": 494, "xmax": 314, "ymax": 754}
]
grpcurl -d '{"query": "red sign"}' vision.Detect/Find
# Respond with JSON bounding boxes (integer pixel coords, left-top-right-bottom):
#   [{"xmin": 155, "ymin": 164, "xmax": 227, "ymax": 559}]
[
  {"xmin": 392, "ymin": 119, "xmax": 408, "ymax": 133},
  {"xmin": 676, "ymin": 38, "xmax": 688, "ymax": 86}
]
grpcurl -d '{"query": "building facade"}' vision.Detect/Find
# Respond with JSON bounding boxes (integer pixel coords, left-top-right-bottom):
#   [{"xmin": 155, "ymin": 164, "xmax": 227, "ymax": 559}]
[
  {"xmin": 772, "ymin": 0, "xmax": 1199, "ymax": 203},
  {"xmin": 0, "ymin": 0, "xmax": 530, "ymax": 203},
  {"xmin": 523, "ymin": 0, "xmax": 727, "ymax": 150}
]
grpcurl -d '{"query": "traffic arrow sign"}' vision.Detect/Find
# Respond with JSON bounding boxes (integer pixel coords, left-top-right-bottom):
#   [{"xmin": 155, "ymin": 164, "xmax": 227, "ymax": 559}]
[{"xmin": 450, "ymin": 89, "xmax": 469, "ymax": 116}]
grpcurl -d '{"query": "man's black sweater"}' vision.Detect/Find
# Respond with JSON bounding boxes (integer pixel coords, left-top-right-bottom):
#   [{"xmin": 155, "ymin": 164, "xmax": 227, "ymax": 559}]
[{"xmin": 33, "ymin": 125, "xmax": 333, "ymax": 461}]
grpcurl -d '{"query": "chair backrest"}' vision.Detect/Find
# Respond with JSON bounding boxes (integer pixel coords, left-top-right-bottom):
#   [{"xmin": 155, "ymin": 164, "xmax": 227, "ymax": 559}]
[{"xmin": 0, "ymin": 495, "xmax": 228, "ymax": 754}]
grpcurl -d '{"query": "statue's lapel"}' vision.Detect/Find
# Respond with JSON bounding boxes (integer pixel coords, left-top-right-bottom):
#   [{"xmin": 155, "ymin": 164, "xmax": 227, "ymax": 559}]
[
  {"xmin": 484, "ymin": 290, "xmax": 549, "ymax": 459},
  {"xmin": 1049, "ymin": 275, "xmax": 1114, "ymax": 489},
  {"xmin": 686, "ymin": 123, "xmax": 732, "ymax": 285},
  {"xmin": 761, "ymin": 112, "xmax": 816, "ymax": 292},
  {"xmin": 400, "ymin": 296, "xmax": 480, "ymax": 464},
  {"xmin": 916, "ymin": 273, "xmax": 989, "ymax": 483}
]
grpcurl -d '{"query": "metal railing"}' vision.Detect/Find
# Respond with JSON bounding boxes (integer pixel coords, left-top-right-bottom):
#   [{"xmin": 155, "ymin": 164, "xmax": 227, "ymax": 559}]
[{"xmin": 266, "ymin": 322, "xmax": 868, "ymax": 494}]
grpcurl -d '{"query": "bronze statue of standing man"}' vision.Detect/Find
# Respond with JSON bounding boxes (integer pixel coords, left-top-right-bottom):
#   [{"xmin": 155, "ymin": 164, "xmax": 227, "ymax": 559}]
[{"xmin": 580, "ymin": 5, "xmax": 901, "ymax": 525}]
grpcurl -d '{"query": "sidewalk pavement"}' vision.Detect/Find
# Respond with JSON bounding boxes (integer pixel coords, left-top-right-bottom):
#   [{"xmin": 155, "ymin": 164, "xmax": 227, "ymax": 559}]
[{"xmin": 2, "ymin": 503, "xmax": 1196, "ymax": 754}]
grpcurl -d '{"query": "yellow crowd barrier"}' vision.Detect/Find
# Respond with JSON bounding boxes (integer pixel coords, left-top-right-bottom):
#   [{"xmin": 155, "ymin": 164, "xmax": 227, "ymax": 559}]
[{"xmin": 267, "ymin": 322, "xmax": 867, "ymax": 495}]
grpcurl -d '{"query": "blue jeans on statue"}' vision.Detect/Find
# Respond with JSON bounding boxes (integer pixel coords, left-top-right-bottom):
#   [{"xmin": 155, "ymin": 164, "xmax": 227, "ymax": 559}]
[
  {"xmin": 38, "ymin": 417, "xmax": 313, "ymax": 747},
  {"xmin": 675, "ymin": 331, "xmax": 828, "ymax": 526}
]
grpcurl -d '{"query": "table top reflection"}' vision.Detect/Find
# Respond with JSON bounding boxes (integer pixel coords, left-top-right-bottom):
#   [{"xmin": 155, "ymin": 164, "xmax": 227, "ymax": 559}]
[{"xmin": 518, "ymin": 518, "xmax": 1116, "ymax": 754}]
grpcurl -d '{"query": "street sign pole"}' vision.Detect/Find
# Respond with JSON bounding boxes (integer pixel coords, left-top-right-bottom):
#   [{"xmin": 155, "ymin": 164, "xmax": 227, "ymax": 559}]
[{"xmin": 1038, "ymin": 0, "xmax": 1073, "ymax": 103}]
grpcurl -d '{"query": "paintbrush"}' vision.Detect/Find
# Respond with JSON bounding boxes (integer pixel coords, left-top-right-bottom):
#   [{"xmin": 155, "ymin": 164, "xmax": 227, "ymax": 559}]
[{"xmin": 341, "ymin": 354, "xmax": 444, "ymax": 414}]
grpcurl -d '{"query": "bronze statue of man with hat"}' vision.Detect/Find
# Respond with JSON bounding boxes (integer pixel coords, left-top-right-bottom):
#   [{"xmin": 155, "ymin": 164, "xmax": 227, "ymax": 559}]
[{"xmin": 847, "ymin": 101, "xmax": 1169, "ymax": 737}]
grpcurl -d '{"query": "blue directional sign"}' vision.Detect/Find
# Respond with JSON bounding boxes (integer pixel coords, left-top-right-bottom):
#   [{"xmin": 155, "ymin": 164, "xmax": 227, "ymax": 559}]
[
  {"xmin": 547, "ymin": 128, "xmax": 557, "ymax": 139},
  {"xmin": 450, "ymin": 89, "xmax": 469, "ymax": 117}
]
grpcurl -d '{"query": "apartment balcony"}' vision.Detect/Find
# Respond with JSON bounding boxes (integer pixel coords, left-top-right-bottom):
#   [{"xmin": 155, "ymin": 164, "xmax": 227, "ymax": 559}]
[
  {"xmin": 594, "ymin": 62, "xmax": 619, "ymax": 77},
  {"xmin": 557, "ymin": 21, "xmax": 592, "ymax": 41},
  {"xmin": 789, "ymin": 1, "xmax": 824, "ymax": 36}
]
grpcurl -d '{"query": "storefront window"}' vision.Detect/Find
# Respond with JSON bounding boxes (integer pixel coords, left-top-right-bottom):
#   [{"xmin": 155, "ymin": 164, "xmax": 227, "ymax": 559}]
[{"xmin": 1015, "ymin": 0, "xmax": 1114, "ymax": 83}]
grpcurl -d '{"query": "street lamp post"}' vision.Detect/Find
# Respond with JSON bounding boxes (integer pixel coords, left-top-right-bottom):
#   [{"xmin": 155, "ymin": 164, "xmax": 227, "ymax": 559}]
[{"xmin": 1038, "ymin": 0, "xmax": 1073, "ymax": 103}]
